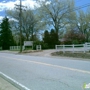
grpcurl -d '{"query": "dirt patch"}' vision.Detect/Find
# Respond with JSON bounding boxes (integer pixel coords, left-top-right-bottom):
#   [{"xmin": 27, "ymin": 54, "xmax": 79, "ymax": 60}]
[
  {"xmin": 20, "ymin": 49, "xmax": 56, "ymax": 56},
  {"xmin": 22, "ymin": 50, "xmax": 43, "ymax": 53}
]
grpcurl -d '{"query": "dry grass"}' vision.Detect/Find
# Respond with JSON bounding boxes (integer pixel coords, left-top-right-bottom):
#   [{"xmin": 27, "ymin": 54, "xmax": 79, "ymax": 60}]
[
  {"xmin": 51, "ymin": 51, "xmax": 90, "ymax": 59},
  {"xmin": 22, "ymin": 50, "xmax": 43, "ymax": 53}
]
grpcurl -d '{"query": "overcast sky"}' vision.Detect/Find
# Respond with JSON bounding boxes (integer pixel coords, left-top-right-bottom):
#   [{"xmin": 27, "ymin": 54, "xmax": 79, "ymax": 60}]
[{"xmin": 0, "ymin": 0, "xmax": 90, "ymax": 21}]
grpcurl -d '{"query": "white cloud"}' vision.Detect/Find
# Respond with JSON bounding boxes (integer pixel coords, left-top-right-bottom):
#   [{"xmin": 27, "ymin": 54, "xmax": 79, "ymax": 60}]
[
  {"xmin": 22, "ymin": 0, "xmax": 37, "ymax": 8},
  {"xmin": 0, "ymin": 0, "xmax": 18, "ymax": 11},
  {"xmin": 9, "ymin": 17, "xmax": 18, "ymax": 22},
  {"xmin": 0, "ymin": 0, "xmax": 37, "ymax": 21},
  {"xmin": 0, "ymin": 15, "xmax": 18, "ymax": 23},
  {"xmin": 0, "ymin": 0, "xmax": 37, "ymax": 11}
]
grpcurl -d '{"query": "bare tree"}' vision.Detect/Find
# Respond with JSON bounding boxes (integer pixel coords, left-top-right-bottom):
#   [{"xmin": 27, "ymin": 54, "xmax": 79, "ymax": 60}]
[
  {"xmin": 36, "ymin": 0, "xmax": 75, "ymax": 37},
  {"xmin": 6, "ymin": 8, "xmax": 43, "ymax": 41},
  {"xmin": 75, "ymin": 8, "xmax": 90, "ymax": 42}
]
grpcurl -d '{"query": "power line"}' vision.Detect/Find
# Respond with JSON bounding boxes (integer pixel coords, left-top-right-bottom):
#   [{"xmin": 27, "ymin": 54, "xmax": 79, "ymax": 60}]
[{"xmin": 68, "ymin": 3, "xmax": 90, "ymax": 12}]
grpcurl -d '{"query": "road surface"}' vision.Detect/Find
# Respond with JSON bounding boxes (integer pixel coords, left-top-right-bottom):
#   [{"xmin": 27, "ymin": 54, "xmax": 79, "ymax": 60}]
[{"xmin": 0, "ymin": 52, "xmax": 90, "ymax": 90}]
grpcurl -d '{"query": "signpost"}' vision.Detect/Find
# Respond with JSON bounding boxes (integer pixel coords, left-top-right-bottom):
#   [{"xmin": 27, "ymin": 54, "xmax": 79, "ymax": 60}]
[{"xmin": 24, "ymin": 41, "xmax": 33, "ymax": 50}]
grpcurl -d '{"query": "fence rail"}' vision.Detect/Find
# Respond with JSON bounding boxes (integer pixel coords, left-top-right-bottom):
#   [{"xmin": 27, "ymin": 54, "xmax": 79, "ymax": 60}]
[
  {"xmin": 10, "ymin": 46, "xmax": 25, "ymax": 51},
  {"xmin": 55, "ymin": 43, "xmax": 90, "ymax": 53},
  {"xmin": 36, "ymin": 45, "xmax": 41, "ymax": 50}
]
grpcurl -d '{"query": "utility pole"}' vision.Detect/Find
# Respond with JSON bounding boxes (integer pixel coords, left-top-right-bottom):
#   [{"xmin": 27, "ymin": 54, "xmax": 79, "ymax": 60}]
[
  {"xmin": 15, "ymin": 0, "xmax": 26, "ymax": 52},
  {"xmin": 19, "ymin": 0, "xmax": 22, "ymax": 53}
]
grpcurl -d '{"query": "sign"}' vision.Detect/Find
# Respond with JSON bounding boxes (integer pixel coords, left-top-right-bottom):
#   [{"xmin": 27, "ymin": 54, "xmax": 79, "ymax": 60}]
[{"xmin": 24, "ymin": 41, "xmax": 33, "ymax": 46}]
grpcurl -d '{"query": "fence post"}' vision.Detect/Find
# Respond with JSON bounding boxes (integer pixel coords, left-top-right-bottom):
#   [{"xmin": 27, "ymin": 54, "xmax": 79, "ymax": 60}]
[
  {"xmin": 63, "ymin": 45, "xmax": 65, "ymax": 53},
  {"xmin": 11, "ymin": 46, "xmax": 12, "ymax": 50},
  {"xmin": 55, "ymin": 45, "xmax": 57, "ymax": 50},
  {"xmin": 72, "ymin": 44, "xmax": 74, "ymax": 53},
  {"xmin": 12, "ymin": 46, "xmax": 13, "ymax": 50},
  {"xmin": 16, "ymin": 46, "xmax": 17, "ymax": 50},
  {"xmin": 23, "ymin": 46, "xmax": 25, "ymax": 50},
  {"xmin": 83, "ymin": 44, "xmax": 86, "ymax": 53},
  {"xmin": 85, "ymin": 43, "xmax": 87, "ymax": 50}
]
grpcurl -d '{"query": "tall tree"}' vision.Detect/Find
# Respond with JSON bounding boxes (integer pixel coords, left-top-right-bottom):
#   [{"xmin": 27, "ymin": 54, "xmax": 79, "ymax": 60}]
[
  {"xmin": 75, "ymin": 9, "xmax": 90, "ymax": 42},
  {"xmin": 43, "ymin": 30, "xmax": 50, "ymax": 45},
  {"xmin": 36, "ymin": 0, "xmax": 75, "ymax": 38},
  {"xmin": 50, "ymin": 29, "xmax": 59, "ymax": 48},
  {"xmin": 61, "ymin": 5, "xmax": 90, "ymax": 43},
  {"xmin": 6, "ymin": 8, "xmax": 43, "ymax": 41},
  {"xmin": 43, "ymin": 29, "xmax": 59, "ymax": 48},
  {"xmin": 0, "ymin": 17, "xmax": 15, "ymax": 50}
]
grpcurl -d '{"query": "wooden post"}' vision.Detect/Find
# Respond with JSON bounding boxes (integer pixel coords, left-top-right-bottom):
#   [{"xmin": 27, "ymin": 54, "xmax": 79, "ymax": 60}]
[
  {"xmin": 55, "ymin": 45, "xmax": 57, "ymax": 50},
  {"xmin": 83, "ymin": 44, "xmax": 86, "ymax": 53},
  {"xmin": 63, "ymin": 45, "xmax": 65, "ymax": 53},
  {"xmin": 72, "ymin": 44, "xmax": 74, "ymax": 53}
]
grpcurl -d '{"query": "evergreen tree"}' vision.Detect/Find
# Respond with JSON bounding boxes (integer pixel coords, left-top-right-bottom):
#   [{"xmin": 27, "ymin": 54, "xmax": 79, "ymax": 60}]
[
  {"xmin": 50, "ymin": 29, "xmax": 59, "ymax": 48},
  {"xmin": 43, "ymin": 29, "xmax": 59, "ymax": 49},
  {"xmin": 43, "ymin": 30, "xmax": 50, "ymax": 48},
  {"xmin": 43, "ymin": 30, "xmax": 50, "ymax": 44},
  {"xmin": 0, "ymin": 17, "xmax": 15, "ymax": 50}
]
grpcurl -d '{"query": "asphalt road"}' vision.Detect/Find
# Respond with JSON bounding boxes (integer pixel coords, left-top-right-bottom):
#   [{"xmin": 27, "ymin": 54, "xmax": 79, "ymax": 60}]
[{"xmin": 0, "ymin": 52, "xmax": 90, "ymax": 90}]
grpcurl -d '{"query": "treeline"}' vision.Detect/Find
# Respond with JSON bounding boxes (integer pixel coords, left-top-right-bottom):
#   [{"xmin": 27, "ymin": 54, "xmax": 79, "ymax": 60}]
[{"xmin": 0, "ymin": 0, "xmax": 90, "ymax": 50}]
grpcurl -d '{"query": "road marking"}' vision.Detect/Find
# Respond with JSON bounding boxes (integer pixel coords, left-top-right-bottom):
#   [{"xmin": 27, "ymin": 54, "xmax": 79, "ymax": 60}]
[
  {"xmin": 0, "ymin": 71, "xmax": 31, "ymax": 90},
  {"xmin": 1, "ymin": 56, "xmax": 90, "ymax": 74}
]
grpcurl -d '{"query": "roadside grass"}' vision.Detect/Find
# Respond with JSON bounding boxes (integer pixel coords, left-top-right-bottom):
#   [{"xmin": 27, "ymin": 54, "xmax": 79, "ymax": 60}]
[
  {"xmin": 10, "ymin": 50, "xmax": 19, "ymax": 51},
  {"xmin": 51, "ymin": 51, "xmax": 90, "ymax": 59}
]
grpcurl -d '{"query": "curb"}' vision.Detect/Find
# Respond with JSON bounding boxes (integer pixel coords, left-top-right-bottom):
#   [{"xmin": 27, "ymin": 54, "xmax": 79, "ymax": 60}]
[{"xmin": 0, "ymin": 72, "xmax": 30, "ymax": 90}]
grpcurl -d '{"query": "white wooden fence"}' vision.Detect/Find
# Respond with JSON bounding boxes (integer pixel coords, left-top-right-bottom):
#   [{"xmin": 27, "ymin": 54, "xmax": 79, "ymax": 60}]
[
  {"xmin": 36, "ymin": 45, "xmax": 41, "ymax": 50},
  {"xmin": 85, "ymin": 42, "xmax": 90, "ymax": 50},
  {"xmin": 10, "ymin": 46, "xmax": 25, "ymax": 51},
  {"xmin": 55, "ymin": 43, "xmax": 90, "ymax": 53}
]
